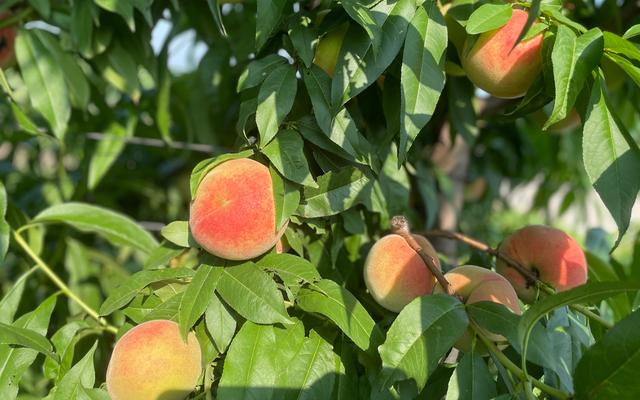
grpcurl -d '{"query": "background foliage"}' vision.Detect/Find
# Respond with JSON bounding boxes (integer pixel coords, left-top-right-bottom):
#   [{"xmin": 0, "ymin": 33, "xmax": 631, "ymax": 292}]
[{"xmin": 1, "ymin": 0, "xmax": 640, "ymax": 399}]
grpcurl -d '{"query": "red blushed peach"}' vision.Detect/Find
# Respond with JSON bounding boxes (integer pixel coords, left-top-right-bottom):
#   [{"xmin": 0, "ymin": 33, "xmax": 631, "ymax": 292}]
[
  {"xmin": 0, "ymin": 15, "xmax": 16, "ymax": 68},
  {"xmin": 434, "ymin": 265, "xmax": 521, "ymax": 352},
  {"xmin": 461, "ymin": 9, "xmax": 543, "ymax": 98},
  {"xmin": 106, "ymin": 320, "xmax": 202, "ymax": 400},
  {"xmin": 364, "ymin": 234, "xmax": 440, "ymax": 312},
  {"xmin": 496, "ymin": 225, "xmax": 587, "ymax": 303},
  {"xmin": 189, "ymin": 158, "xmax": 286, "ymax": 261}
]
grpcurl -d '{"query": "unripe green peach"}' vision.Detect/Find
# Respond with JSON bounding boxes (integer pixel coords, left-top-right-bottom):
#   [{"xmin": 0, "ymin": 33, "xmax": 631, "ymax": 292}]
[
  {"xmin": 0, "ymin": 14, "xmax": 17, "ymax": 68},
  {"xmin": 496, "ymin": 225, "xmax": 587, "ymax": 303},
  {"xmin": 106, "ymin": 320, "xmax": 202, "ymax": 400},
  {"xmin": 461, "ymin": 9, "xmax": 543, "ymax": 98},
  {"xmin": 313, "ymin": 23, "xmax": 348, "ymax": 77},
  {"xmin": 189, "ymin": 158, "xmax": 287, "ymax": 261},
  {"xmin": 434, "ymin": 265, "xmax": 521, "ymax": 352},
  {"xmin": 364, "ymin": 234, "xmax": 440, "ymax": 312}
]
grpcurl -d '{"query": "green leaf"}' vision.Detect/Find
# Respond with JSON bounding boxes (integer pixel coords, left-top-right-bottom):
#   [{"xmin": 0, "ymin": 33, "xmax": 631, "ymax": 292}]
[
  {"xmin": 97, "ymin": 41, "xmax": 141, "ymax": 101},
  {"xmin": 623, "ymin": 24, "xmax": 640, "ymax": 40},
  {"xmin": 256, "ymin": 0, "xmax": 288, "ymax": 51},
  {"xmin": 70, "ymin": 1, "xmax": 94, "ymax": 57},
  {"xmin": 218, "ymin": 322, "xmax": 278, "ymax": 398},
  {"xmin": 178, "ymin": 264, "xmax": 223, "ymax": 340},
  {"xmin": 374, "ymin": 295, "xmax": 468, "ymax": 393},
  {"xmin": 99, "ymin": 268, "xmax": 195, "ymax": 315},
  {"xmin": 605, "ymin": 52, "xmax": 640, "ymax": 88},
  {"xmin": 95, "ymin": 0, "xmax": 135, "ymax": 31},
  {"xmin": 288, "ymin": 15, "xmax": 315, "ymax": 67},
  {"xmin": 332, "ymin": 0, "xmax": 415, "ymax": 106},
  {"xmin": 0, "ymin": 268, "xmax": 35, "ymax": 324},
  {"xmin": 574, "ymin": 309, "xmax": 640, "ymax": 399},
  {"xmin": 270, "ymin": 165, "xmax": 300, "ymax": 231},
  {"xmin": 143, "ymin": 241, "xmax": 184, "ymax": 270},
  {"xmin": 189, "ymin": 150, "xmax": 254, "ymax": 198},
  {"xmin": 0, "ymin": 322, "xmax": 56, "ymax": 361},
  {"xmin": 256, "ymin": 63, "xmax": 298, "ymax": 147},
  {"xmin": 298, "ymin": 168, "xmax": 373, "ymax": 218},
  {"xmin": 207, "ymin": 0, "xmax": 228, "ymax": 37},
  {"xmin": 156, "ymin": 66, "xmax": 172, "ymax": 143},
  {"xmin": 447, "ymin": 76, "xmax": 479, "ymax": 145},
  {"xmin": 160, "ymin": 221, "xmax": 194, "ymax": 248},
  {"xmin": 205, "ymin": 293, "xmax": 237, "ymax": 353},
  {"xmin": 237, "ymin": 54, "xmax": 287, "ymax": 92},
  {"xmin": 255, "ymin": 253, "xmax": 321, "ymax": 295},
  {"xmin": 465, "ymin": 3, "xmax": 512, "ymax": 35},
  {"xmin": 341, "ymin": 0, "xmax": 382, "ymax": 56},
  {"xmin": 0, "ymin": 295, "xmax": 57, "ymax": 399},
  {"xmin": 88, "ymin": 117, "xmax": 137, "ymax": 190},
  {"xmin": 518, "ymin": 282, "xmax": 640, "ymax": 376},
  {"xmin": 446, "ymin": 352, "xmax": 496, "ymax": 400},
  {"xmin": 43, "ymin": 321, "xmax": 90, "ymax": 382},
  {"xmin": 34, "ymin": 202, "xmax": 158, "ymax": 253},
  {"xmin": 603, "ymin": 32, "xmax": 640, "ymax": 63},
  {"xmin": 217, "ymin": 262, "xmax": 293, "ymax": 325},
  {"xmin": 262, "ymin": 129, "xmax": 317, "ymax": 187},
  {"xmin": 33, "ymin": 30, "xmax": 90, "ymax": 110},
  {"xmin": 296, "ymin": 279, "xmax": 382, "ymax": 352},
  {"xmin": 28, "ymin": 0, "xmax": 50, "ymax": 18},
  {"xmin": 15, "ymin": 29, "xmax": 70, "ymax": 139},
  {"xmin": 279, "ymin": 329, "xmax": 336, "ymax": 399},
  {"xmin": 52, "ymin": 341, "xmax": 98, "ymax": 400},
  {"xmin": 582, "ymin": 76, "xmax": 640, "ymax": 247},
  {"xmin": 301, "ymin": 64, "xmax": 333, "ymax": 135},
  {"xmin": 399, "ymin": 0, "xmax": 447, "ymax": 164},
  {"xmin": 514, "ymin": 0, "xmax": 542, "ymax": 45},
  {"xmin": 144, "ymin": 292, "xmax": 184, "ymax": 322},
  {"xmin": 0, "ymin": 182, "xmax": 8, "ymax": 262},
  {"xmin": 544, "ymin": 27, "xmax": 603, "ymax": 129}
]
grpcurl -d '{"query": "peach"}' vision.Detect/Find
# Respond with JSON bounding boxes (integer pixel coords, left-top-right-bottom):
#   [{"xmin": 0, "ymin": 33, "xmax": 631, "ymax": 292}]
[
  {"xmin": 364, "ymin": 234, "xmax": 440, "ymax": 312},
  {"xmin": 0, "ymin": 15, "xmax": 16, "ymax": 68},
  {"xmin": 434, "ymin": 265, "xmax": 521, "ymax": 352},
  {"xmin": 461, "ymin": 9, "xmax": 543, "ymax": 98},
  {"xmin": 189, "ymin": 158, "xmax": 286, "ymax": 261},
  {"xmin": 496, "ymin": 225, "xmax": 587, "ymax": 303},
  {"xmin": 106, "ymin": 320, "xmax": 202, "ymax": 400},
  {"xmin": 313, "ymin": 23, "xmax": 348, "ymax": 77}
]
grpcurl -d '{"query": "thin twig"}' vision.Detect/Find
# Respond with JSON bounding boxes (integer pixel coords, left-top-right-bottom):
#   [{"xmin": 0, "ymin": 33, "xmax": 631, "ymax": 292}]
[
  {"xmin": 85, "ymin": 132, "xmax": 224, "ymax": 154},
  {"xmin": 12, "ymin": 230, "xmax": 118, "ymax": 334},
  {"xmin": 423, "ymin": 229, "xmax": 613, "ymax": 329},
  {"xmin": 390, "ymin": 216, "xmax": 454, "ymax": 296}
]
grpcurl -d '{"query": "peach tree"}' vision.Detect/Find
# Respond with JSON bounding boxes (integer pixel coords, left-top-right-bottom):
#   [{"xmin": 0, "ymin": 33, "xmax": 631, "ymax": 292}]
[{"xmin": 1, "ymin": 0, "xmax": 640, "ymax": 399}]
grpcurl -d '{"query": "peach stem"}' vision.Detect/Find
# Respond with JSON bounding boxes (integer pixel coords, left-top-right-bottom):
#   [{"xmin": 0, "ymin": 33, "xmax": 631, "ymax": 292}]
[{"xmin": 390, "ymin": 216, "xmax": 455, "ymax": 296}]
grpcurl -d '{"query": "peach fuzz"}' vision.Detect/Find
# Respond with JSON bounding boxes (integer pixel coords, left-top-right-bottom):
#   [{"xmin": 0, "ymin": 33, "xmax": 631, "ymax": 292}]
[
  {"xmin": 434, "ymin": 265, "xmax": 521, "ymax": 352},
  {"xmin": 461, "ymin": 9, "xmax": 543, "ymax": 98},
  {"xmin": 496, "ymin": 225, "xmax": 587, "ymax": 303},
  {"xmin": 189, "ymin": 158, "xmax": 286, "ymax": 261},
  {"xmin": 364, "ymin": 234, "xmax": 440, "ymax": 312},
  {"xmin": 106, "ymin": 320, "xmax": 202, "ymax": 400}
]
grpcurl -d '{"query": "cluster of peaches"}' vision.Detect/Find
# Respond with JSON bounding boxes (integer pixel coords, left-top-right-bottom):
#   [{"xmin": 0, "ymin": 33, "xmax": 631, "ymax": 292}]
[{"xmin": 105, "ymin": 158, "xmax": 588, "ymax": 399}]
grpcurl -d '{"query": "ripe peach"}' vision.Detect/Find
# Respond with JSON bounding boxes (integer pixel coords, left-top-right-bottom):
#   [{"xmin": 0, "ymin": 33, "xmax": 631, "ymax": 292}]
[
  {"xmin": 461, "ymin": 9, "xmax": 543, "ymax": 98},
  {"xmin": 434, "ymin": 265, "xmax": 521, "ymax": 352},
  {"xmin": 0, "ymin": 15, "xmax": 16, "ymax": 68},
  {"xmin": 364, "ymin": 234, "xmax": 440, "ymax": 312},
  {"xmin": 189, "ymin": 158, "xmax": 287, "ymax": 261},
  {"xmin": 496, "ymin": 225, "xmax": 587, "ymax": 303},
  {"xmin": 313, "ymin": 23, "xmax": 348, "ymax": 77},
  {"xmin": 106, "ymin": 320, "xmax": 202, "ymax": 400}
]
